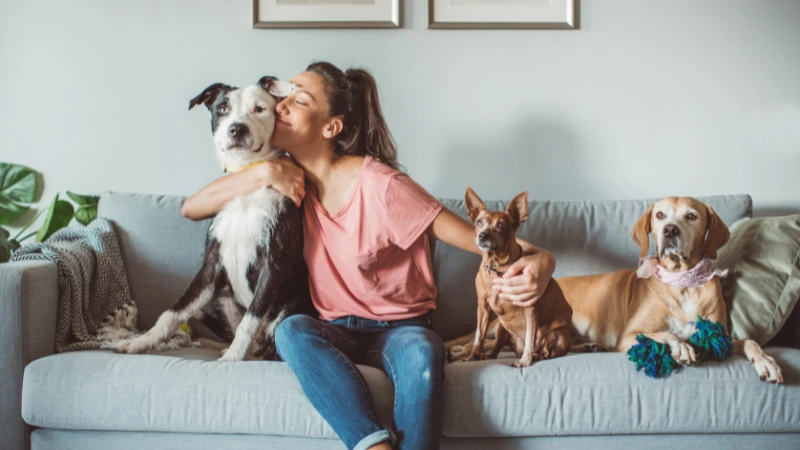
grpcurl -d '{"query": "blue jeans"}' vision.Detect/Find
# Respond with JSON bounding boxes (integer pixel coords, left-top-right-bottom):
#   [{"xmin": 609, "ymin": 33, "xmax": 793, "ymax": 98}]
[{"xmin": 275, "ymin": 312, "xmax": 445, "ymax": 450}]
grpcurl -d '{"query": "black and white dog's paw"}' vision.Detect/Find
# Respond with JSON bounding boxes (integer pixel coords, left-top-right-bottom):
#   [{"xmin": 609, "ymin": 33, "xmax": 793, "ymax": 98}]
[
  {"xmin": 112, "ymin": 336, "xmax": 157, "ymax": 354},
  {"xmin": 218, "ymin": 347, "xmax": 246, "ymax": 362}
]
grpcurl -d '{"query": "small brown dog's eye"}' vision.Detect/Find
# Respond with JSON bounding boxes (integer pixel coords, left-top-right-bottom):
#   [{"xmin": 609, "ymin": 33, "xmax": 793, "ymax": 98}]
[
  {"xmin": 656, "ymin": 212, "xmax": 665, "ymax": 220},
  {"xmin": 476, "ymin": 219, "xmax": 484, "ymax": 227},
  {"xmin": 496, "ymin": 221, "xmax": 505, "ymax": 229},
  {"xmin": 687, "ymin": 213, "xmax": 698, "ymax": 221}
]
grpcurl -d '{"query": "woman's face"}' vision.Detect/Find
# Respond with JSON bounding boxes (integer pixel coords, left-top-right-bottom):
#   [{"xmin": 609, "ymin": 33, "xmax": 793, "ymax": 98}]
[{"xmin": 270, "ymin": 71, "xmax": 341, "ymax": 154}]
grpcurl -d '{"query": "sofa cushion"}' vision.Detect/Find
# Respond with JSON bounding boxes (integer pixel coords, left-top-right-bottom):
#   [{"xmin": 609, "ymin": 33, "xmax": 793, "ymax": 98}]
[
  {"xmin": 97, "ymin": 192, "xmax": 212, "ymax": 330},
  {"xmin": 22, "ymin": 349, "xmax": 394, "ymax": 437},
  {"xmin": 25, "ymin": 347, "xmax": 798, "ymax": 439},
  {"xmin": 97, "ymin": 191, "xmax": 751, "ymax": 339},
  {"xmin": 431, "ymin": 195, "xmax": 752, "ymax": 341},
  {"xmin": 442, "ymin": 348, "xmax": 800, "ymax": 438},
  {"xmin": 715, "ymin": 214, "xmax": 800, "ymax": 345}
]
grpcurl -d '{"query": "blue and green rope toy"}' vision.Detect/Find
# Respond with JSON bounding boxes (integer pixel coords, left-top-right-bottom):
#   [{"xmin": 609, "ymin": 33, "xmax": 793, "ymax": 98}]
[
  {"xmin": 627, "ymin": 316, "xmax": 733, "ymax": 379},
  {"xmin": 689, "ymin": 317, "xmax": 734, "ymax": 362},
  {"xmin": 627, "ymin": 335, "xmax": 679, "ymax": 378}
]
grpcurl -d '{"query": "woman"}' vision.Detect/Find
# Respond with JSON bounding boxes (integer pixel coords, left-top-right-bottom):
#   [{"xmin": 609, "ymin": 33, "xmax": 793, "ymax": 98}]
[{"xmin": 181, "ymin": 62, "xmax": 555, "ymax": 450}]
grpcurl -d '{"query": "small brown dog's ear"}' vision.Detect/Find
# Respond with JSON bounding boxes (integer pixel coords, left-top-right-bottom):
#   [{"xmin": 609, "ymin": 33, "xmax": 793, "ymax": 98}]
[
  {"xmin": 704, "ymin": 204, "xmax": 730, "ymax": 260},
  {"xmin": 631, "ymin": 204, "xmax": 655, "ymax": 258},
  {"xmin": 464, "ymin": 187, "xmax": 486, "ymax": 222},
  {"xmin": 506, "ymin": 191, "xmax": 529, "ymax": 225}
]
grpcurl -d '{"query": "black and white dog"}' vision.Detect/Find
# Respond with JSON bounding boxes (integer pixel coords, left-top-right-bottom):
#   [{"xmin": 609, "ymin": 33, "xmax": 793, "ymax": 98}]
[{"xmin": 113, "ymin": 76, "xmax": 313, "ymax": 361}]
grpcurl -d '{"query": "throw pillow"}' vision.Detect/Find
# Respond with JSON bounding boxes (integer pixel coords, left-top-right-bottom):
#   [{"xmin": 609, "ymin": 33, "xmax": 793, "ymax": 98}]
[{"xmin": 715, "ymin": 214, "xmax": 800, "ymax": 345}]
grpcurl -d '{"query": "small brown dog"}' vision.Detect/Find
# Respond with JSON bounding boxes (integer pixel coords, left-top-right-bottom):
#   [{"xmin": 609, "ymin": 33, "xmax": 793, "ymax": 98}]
[{"xmin": 456, "ymin": 188, "xmax": 572, "ymax": 367}]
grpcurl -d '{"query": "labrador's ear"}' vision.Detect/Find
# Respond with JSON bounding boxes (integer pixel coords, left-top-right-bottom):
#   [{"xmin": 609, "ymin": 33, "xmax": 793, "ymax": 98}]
[
  {"xmin": 465, "ymin": 187, "xmax": 486, "ymax": 223},
  {"xmin": 631, "ymin": 204, "xmax": 655, "ymax": 258},
  {"xmin": 704, "ymin": 204, "xmax": 730, "ymax": 260},
  {"xmin": 189, "ymin": 83, "xmax": 235, "ymax": 110},
  {"xmin": 505, "ymin": 191, "xmax": 529, "ymax": 225}
]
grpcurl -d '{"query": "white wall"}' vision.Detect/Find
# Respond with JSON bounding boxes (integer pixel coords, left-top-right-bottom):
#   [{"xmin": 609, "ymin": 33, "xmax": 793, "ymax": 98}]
[{"xmin": 2, "ymin": 0, "xmax": 799, "ymax": 233}]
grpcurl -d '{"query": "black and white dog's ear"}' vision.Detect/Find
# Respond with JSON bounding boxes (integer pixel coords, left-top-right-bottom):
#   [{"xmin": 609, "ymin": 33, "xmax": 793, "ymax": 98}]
[
  {"xmin": 258, "ymin": 76, "xmax": 295, "ymax": 98},
  {"xmin": 188, "ymin": 83, "xmax": 235, "ymax": 111}
]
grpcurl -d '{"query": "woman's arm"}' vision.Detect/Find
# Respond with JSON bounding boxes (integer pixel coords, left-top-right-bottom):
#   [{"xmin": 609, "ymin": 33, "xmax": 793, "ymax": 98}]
[
  {"xmin": 181, "ymin": 158, "xmax": 305, "ymax": 221},
  {"xmin": 425, "ymin": 207, "xmax": 482, "ymax": 255},
  {"xmin": 425, "ymin": 208, "xmax": 556, "ymax": 307}
]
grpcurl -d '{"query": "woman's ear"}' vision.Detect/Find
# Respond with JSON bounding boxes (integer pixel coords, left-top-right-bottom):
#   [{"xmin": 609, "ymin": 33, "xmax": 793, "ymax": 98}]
[{"xmin": 322, "ymin": 117, "xmax": 344, "ymax": 139}]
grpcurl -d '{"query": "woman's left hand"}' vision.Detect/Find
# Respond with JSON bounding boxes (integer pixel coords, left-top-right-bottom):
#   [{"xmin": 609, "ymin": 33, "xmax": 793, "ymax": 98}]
[{"xmin": 492, "ymin": 252, "xmax": 555, "ymax": 307}]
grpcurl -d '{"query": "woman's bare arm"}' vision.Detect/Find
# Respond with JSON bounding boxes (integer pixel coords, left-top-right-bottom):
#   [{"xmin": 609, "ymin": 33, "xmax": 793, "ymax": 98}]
[
  {"xmin": 181, "ymin": 158, "xmax": 305, "ymax": 221},
  {"xmin": 425, "ymin": 207, "xmax": 482, "ymax": 255}
]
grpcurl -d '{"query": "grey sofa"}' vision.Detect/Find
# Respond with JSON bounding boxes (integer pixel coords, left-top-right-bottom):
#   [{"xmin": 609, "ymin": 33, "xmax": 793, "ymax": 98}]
[{"xmin": 3, "ymin": 191, "xmax": 799, "ymax": 450}]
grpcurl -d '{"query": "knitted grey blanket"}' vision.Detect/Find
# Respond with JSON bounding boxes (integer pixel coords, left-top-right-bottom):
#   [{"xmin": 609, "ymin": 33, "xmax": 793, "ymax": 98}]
[{"xmin": 11, "ymin": 218, "xmax": 193, "ymax": 353}]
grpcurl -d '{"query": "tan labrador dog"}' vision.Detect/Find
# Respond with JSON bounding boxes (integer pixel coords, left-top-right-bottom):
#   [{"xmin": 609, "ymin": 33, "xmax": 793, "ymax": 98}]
[{"xmin": 447, "ymin": 197, "xmax": 784, "ymax": 383}]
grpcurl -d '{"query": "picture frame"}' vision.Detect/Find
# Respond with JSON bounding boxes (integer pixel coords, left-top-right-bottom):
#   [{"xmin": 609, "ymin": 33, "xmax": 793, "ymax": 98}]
[
  {"xmin": 428, "ymin": 0, "xmax": 577, "ymax": 30},
  {"xmin": 253, "ymin": 0, "xmax": 402, "ymax": 29}
]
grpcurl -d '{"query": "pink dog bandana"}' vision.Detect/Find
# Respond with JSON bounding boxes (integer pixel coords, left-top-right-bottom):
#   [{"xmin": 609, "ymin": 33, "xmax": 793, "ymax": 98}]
[{"xmin": 637, "ymin": 256, "xmax": 728, "ymax": 288}]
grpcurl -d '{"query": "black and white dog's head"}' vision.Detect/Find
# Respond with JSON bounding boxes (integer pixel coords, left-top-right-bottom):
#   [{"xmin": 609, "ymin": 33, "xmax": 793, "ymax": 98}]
[{"xmin": 189, "ymin": 76, "xmax": 295, "ymax": 172}]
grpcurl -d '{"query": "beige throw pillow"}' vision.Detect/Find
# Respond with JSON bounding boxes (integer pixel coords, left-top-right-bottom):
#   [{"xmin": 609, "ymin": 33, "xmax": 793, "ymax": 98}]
[{"xmin": 715, "ymin": 214, "xmax": 800, "ymax": 345}]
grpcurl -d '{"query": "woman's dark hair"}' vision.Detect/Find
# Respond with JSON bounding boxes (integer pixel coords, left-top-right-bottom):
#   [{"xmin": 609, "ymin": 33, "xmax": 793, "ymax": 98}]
[{"xmin": 306, "ymin": 61, "xmax": 400, "ymax": 170}]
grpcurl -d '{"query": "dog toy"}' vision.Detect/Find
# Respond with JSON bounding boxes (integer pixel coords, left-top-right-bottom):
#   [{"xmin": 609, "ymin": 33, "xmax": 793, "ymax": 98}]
[
  {"xmin": 179, "ymin": 322, "xmax": 193, "ymax": 338},
  {"xmin": 627, "ymin": 335, "xmax": 679, "ymax": 379},
  {"xmin": 689, "ymin": 316, "xmax": 733, "ymax": 362},
  {"xmin": 627, "ymin": 317, "xmax": 732, "ymax": 379}
]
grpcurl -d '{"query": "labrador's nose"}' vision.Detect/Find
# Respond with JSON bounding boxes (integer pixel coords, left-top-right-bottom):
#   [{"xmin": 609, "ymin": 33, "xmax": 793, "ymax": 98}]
[{"xmin": 663, "ymin": 224, "xmax": 680, "ymax": 237}]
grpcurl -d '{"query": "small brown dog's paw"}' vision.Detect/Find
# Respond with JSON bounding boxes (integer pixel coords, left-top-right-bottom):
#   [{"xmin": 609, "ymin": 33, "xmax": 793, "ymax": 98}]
[{"xmin": 512, "ymin": 359, "xmax": 533, "ymax": 368}]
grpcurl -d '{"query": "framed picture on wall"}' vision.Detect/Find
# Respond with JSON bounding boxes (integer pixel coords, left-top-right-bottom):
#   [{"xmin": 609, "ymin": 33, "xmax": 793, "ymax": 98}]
[
  {"xmin": 428, "ymin": 0, "xmax": 577, "ymax": 30},
  {"xmin": 253, "ymin": 0, "xmax": 401, "ymax": 29}
]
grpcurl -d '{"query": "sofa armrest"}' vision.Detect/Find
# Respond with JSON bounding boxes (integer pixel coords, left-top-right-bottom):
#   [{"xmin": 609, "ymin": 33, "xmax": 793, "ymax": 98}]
[{"xmin": 0, "ymin": 260, "xmax": 58, "ymax": 450}]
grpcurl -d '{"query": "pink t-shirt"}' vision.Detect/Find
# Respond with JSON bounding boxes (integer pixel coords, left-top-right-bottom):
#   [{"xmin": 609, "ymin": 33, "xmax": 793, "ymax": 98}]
[{"xmin": 303, "ymin": 156, "xmax": 444, "ymax": 322}]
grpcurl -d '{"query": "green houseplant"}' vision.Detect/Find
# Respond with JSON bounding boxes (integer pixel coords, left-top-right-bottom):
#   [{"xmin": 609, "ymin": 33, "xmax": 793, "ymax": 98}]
[{"xmin": 0, "ymin": 162, "xmax": 99, "ymax": 262}]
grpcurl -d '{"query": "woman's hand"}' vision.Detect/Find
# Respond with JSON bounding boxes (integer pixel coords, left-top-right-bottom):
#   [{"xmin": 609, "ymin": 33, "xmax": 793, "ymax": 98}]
[
  {"xmin": 264, "ymin": 157, "xmax": 305, "ymax": 207},
  {"xmin": 492, "ymin": 249, "xmax": 556, "ymax": 307}
]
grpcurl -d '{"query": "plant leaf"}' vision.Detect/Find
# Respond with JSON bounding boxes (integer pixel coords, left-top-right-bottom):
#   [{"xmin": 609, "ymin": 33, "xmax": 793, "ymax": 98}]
[
  {"xmin": 36, "ymin": 194, "xmax": 74, "ymax": 242},
  {"xmin": 0, "ymin": 192, "xmax": 30, "ymax": 225},
  {"xmin": 0, "ymin": 162, "xmax": 37, "ymax": 203},
  {"xmin": 0, "ymin": 226, "xmax": 11, "ymax": 263},
  {"xmin": 0, "ymin": 162, "xmax": 37, "ymax": 225},
  {"xmin": 66, "ymin": 191, "xmax": 99, "ymax": 207},
  {"xmin": 74, "ymin": 204, "xmax": 98, "ymax": 225}
]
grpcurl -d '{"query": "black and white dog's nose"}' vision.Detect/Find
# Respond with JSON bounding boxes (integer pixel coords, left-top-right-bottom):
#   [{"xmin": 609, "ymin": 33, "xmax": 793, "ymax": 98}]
[
  {"xmin": 228, "ymin": 123, "xmax": 248, "ymax": 139},
  {"xmin": 663, "ymin": 224, "xmax": 680, "ymax": 237}
]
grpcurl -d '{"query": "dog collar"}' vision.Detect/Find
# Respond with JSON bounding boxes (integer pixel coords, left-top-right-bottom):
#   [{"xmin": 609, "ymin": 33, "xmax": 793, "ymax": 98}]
[
  {"xmin": 223, "ymin": 161, "xmax": 265, "ymax": 174},
  {"xmin": 637, "ymin": 256, "xmax": 728, "ymax": 288},
  {"xmin": 483, "ymin": 244, "xmax": 524, "ymax": 276}
]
